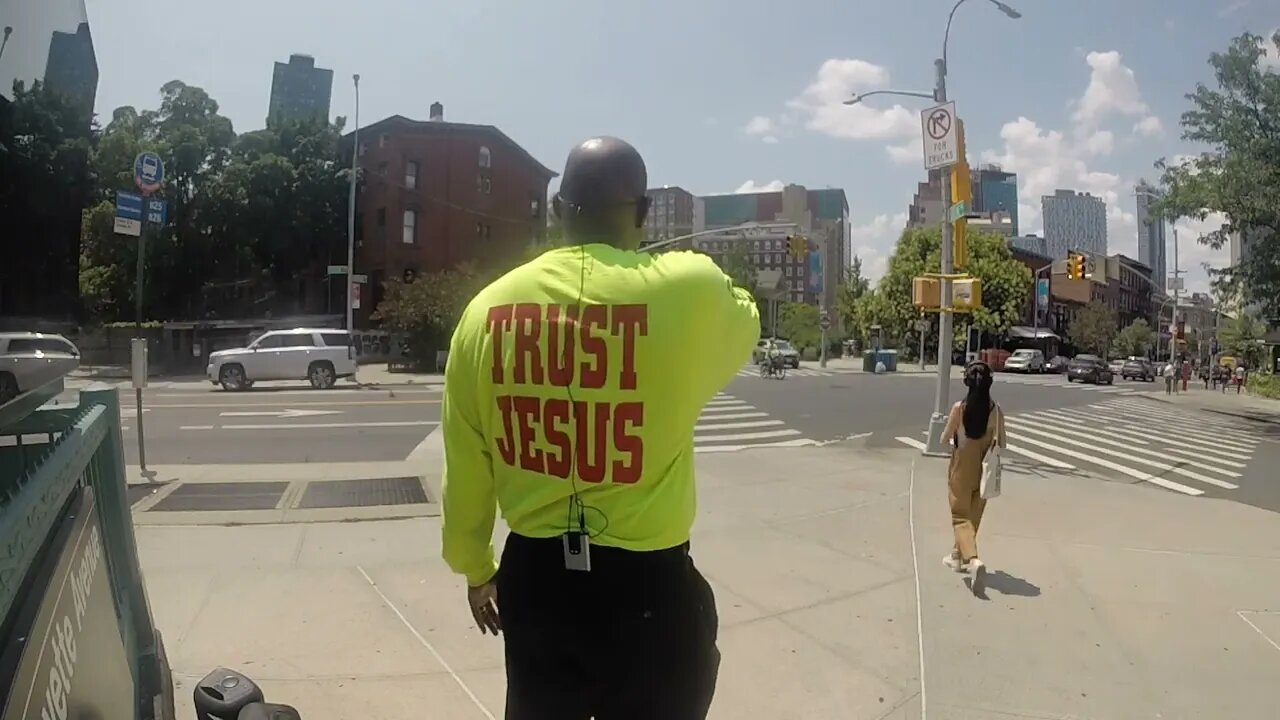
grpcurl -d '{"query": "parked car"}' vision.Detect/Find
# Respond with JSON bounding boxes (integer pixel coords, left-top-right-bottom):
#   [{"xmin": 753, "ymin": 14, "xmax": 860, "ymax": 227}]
[
  {"xmin": 207, "ymin": 328, "xmax": 356, "ymax": 391},
  {"xmin": 1108, "ymin": 358, "xmax": 1126, "ymax": 375},
  {"xmin": 1067, "ymin": 354, "xmax": 1114, "ymax": 384},
  {"xmin": 1045, "ymin": 355, "xmax": 1070, "ymax": 374},
  {"xmin": 1121, "ymin": 357, "xmax": 1155, "ymax": 382},
  {"xmin": 1003, "ymin": 348, "xmax": 1046, "ymax": 373},
  {"xmin": 0, "ymin": 332, "xmax": 81, "ymax": 404},
  {"xmin": 752, "ymin": 338, "xmax": 801, "ymax": 369}
]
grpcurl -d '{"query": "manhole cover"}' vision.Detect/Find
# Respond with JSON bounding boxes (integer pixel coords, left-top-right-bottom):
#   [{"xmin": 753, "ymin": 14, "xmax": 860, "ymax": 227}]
[
  {"xmin": 150, "ymin": 482, "xmax": 289, "ymax": 512},
  {"xmin": 297, "ymin": 477, "xmax": 428, "ymax": 509}
]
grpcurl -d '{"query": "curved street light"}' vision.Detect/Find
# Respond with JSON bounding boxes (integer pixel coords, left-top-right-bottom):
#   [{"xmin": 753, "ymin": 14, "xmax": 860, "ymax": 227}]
[{"xmin": 847, "ymin": 0, "xmax": 1020, "ymax": 456}]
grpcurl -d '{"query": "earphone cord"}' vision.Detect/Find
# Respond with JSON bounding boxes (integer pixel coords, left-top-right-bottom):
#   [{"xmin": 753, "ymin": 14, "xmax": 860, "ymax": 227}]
[{"xmin": 563, "ymin": 243, "xmax": 609, "ymax": 540}]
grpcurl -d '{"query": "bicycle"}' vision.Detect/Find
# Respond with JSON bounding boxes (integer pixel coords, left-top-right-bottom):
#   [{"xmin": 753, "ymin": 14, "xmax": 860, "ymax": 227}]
[{"xmin": 758, "ymin": 355, "xmax": 786, "ymax": 379}]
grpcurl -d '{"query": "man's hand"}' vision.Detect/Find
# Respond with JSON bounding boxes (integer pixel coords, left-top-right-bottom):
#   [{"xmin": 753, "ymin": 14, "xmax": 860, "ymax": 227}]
[{"xmin": 468, "ymin": 581, "xmax": 502, "ymax": 635}]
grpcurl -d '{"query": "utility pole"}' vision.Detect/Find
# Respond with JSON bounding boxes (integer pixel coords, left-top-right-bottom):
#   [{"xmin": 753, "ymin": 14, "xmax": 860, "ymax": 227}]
[
  {"xmin": 345, "ymin": 74, "xmax": 361, "ymax": 335},
  {"xmin": 924, "ymin": 58, "xmax": 955, "ymax": 456}
]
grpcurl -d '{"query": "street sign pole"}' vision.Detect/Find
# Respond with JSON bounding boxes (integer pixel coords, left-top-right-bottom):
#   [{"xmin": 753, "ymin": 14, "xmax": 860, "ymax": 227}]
[
  {"xmin": 924, "ymin": 60, "xmax": 954, "ymax": 456},
  {"xmin": 131, "ymin": 152, "xmax": 164, "ymax": 478}
]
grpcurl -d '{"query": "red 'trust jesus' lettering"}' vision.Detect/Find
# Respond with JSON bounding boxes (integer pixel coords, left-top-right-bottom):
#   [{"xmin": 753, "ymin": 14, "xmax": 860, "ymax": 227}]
[
  {"xmin": 578, "ymin": 305, "xmax": 608, "ymax": 389},
  {"xmin": 513, "ymin": 303, "xmax": 544, "ymax": 385},
  {"xmin": 487, "ymin": 305, "xmax": 515, "ymax": 384},
  {"xmin": 611, "ymin": 304, "xmax": 648, "ymax": 391}
]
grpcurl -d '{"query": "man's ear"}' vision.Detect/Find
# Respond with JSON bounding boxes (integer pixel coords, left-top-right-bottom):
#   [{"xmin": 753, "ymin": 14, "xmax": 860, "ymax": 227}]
[{"xmin": 635, "ymin": 195, "xmax": 651, "ymax": 229}]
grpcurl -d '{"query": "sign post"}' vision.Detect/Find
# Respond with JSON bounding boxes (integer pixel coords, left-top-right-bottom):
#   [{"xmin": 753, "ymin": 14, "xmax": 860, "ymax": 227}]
[
  {"xmin": 818, "ymin": 311, "xmax": 831, "ymax": 369},
  {"xmin": 131, "ymin": 152, "xmax": 164, "ymax": 477}
]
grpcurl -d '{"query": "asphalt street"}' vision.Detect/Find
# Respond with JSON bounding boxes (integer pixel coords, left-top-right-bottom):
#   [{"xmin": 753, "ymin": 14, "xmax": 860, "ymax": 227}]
[
  {"xmin": 725, "ymin": 364, "xmax": 1280, "ymax": 514},
  {"xmin": 115, "ymin": 385, "xmax": 442, "ymax": 465}
]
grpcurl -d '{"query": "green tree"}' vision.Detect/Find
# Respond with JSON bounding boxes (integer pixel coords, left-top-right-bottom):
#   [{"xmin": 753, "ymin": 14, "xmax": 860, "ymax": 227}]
[
  {"xmin": 1157, "ymin": 31, "xmax": 1280, "ymax": 317},
  {"xmin": 720, "ymin": 243, "xmax": 758, "ymax": 296},
  {"xmin": 777, "ymin": 302, "xmax": 821, "ymax": 351},
  {"xmin": 1113, "ymin": 318, "xmax": 1155, "ymax": 357},
  {"xmin": 0, "ymin": 79, "xmax": 94, "ymax": 317},
  {"xmin": 372, "ymin": 265, "xmax": 481, "ymax": 370},
  {"xmin": 1219, "ymin": 313, "xmax": 1267, "ymax": 367},
  {"xmin": 873, "ymin": 226, "xmax": 1031, "ymax": 348},
  {"xmin": 835, "ymin": 256, "xmax": 870, "ymax": 331},
  {"xmin": 1069, "ymin": 300, "xmax": 1119, "ymax": 355}
]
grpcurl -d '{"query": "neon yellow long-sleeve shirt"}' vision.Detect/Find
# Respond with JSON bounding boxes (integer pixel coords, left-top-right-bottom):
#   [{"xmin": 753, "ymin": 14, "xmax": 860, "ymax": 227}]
[{"xmin": 440, "ymin": 245, "xmax": 760, "ymax": 586}]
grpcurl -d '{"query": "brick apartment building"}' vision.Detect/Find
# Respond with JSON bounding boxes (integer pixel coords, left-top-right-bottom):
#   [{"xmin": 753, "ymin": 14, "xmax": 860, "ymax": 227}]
[{"xmin": 347, "ymin": 104, "xmax": 556, "ymax": 325}]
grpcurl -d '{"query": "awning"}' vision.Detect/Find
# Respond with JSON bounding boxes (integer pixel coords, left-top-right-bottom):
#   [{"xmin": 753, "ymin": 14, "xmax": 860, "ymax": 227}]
[{"xmin": 1008, "ymin": 326, "xmax": 1060, "ymax": 340}]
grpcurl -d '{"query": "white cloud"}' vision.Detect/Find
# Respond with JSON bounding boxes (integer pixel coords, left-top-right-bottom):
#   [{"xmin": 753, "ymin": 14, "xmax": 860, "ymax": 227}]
[
  {"xmin": 1260, "ymin": 29, "xmax": 1280, "ymax": 71},
  {"xmin": 761, "ymin": 135, "xmax": 780, "ymax": 145},
  {"xmin": 1133, "ymin": 116, "xmax": 1164, "ymax": 138},
  {"xmin": 743, "ymin": 115, "xmax": 775, "ymax": 136},
  {"xmin": 1085, "ymin": 130, "xmax": 1115, "ymax": 156},
  {"xmin": 849, "ymin": 212, "xmax": 908, "ymax": 285},
  {"xmin": 734, "ymin": 180, "xmax": 785, "ymax": 194},
  {"xmin": 1072, "ymin": 51, "xmax": 1149, "ymax": 128},
  {"xmin": 787, "ymin": 59, "xmax": 918, "ymax": 141},
  {"xmin": 1220, "ymin": 0, "xmax": 1249, "ymax": 17},
  {"xmin": 885, "ymin": 140, "xmax": 919, "ymax": 165}
]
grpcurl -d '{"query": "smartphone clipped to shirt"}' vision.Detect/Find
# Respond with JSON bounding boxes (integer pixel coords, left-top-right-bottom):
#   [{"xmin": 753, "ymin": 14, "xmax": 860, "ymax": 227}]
[{"xmin": 562, "ymin": 531, "xmax": 591, "ymax": 572}]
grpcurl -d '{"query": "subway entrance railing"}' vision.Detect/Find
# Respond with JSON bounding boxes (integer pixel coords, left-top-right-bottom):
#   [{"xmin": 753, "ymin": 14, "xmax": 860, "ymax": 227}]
[{"xmin": 0, "ymin": 378, "xmax": 174, "ymax": 720}]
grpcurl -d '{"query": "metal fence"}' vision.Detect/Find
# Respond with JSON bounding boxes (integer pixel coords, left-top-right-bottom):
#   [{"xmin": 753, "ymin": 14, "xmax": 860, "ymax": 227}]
[{"xmin": 0, "ymin": 382, "xmax": 171, "ymax": 719}]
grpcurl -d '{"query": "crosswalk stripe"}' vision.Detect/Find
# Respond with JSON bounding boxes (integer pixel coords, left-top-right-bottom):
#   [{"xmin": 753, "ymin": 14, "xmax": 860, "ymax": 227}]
[
  {"xmin": 706, "ymin": 398, "xmax": 749, "ymax": 406},
  {"xmin": 701, "ymin": 403, "xmax": 753, "ymax": 414},
  {"xmin": 1105, "ymin": 401, "xmax": 1265, "ymax": 440},
  {"xmin": 999, "ymin": 432, "xmax": 1204, "ymax": 496},
  {"xmin": 696, "ymin": 438, "xmax": 817, "ymax": 453},
  {"xmin": 697, "ymin": 411, "xmax": 768, "ymax": 420},
  {"xmin": 1010, "ymin": 416, "xmax": 1241, "ymax": 482},
  {"xmin": 1090, "ymin": 403, "xmax": 1260, "ymax": 446},
  {"xmin": 895, "ymin": 436, "xmax": 927, "ymax": 451},
  {"xmin": 694, "ymin": 419, "xmax": 784, "ymax": 431},
  {"xmin": 1004, "ymin": 420, "xmax": 1237, "ymax": 490},
  {"xmin": 1031, "ymin": 409, "xmax": 1250, "ymax": 461},
  {"xmin": 1004, "ymin": 443, "xmax": 1077, "ymax": 469},
  {"xmin": 694, "ymin": 428, "xmax": 801, "ymax": 442}
]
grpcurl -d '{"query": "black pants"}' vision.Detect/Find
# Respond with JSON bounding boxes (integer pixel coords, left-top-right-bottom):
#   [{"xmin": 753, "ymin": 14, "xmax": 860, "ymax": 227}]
[{"xmin": 496, "ymin": 533, "xmax": 720, "ymax": 720}]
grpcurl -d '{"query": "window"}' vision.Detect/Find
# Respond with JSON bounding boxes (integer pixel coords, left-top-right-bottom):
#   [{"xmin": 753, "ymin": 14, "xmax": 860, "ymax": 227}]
[
  {"xmin": 377, "ymin": 161, "xmax": 388, "ymax": 177},
  {"xmin": 5, "ymin": 337, "xmax": 77, "ymax": 355},
  {"xmin": 405, "ymin": 161, "xmax": 418, "ymax": 189},
  {"xmin": 530, "ymin": 197, "xmax": 542, "ymax": 218},
  {"xmin": 319, "ymin": 332, "xmax": 353, "ymax": 348},
  {"xmin": 279, "ymin": 333, "xmax": 316, "ymax": 348},
  {"xmin": 358, "ymin": 142, "xmax": 368, "ymax": 157},
  {"xmin": 379, "ymin": 133, "xmax": 390, "ymax": 148},
  {"xmin": 252, "ymin": 334, "xmax": 287, "ymax": 349},
  {"xmin": 479, "ymin": 146, "xmax": 492, "ymax": 168},
  {"xmin": 477, "ymin": 175, "xmax": 492, "ymax": 194},
  {"xmin": 403, "ymin": 209, "xmax": 417, "ymax": 244},
  {"xmin": 376, "ymin": 208, "xmax": 387, "ymax": 227},
  {"xmin": 476, "ymin": 222, "xmax": 492, "ymax": 240}
]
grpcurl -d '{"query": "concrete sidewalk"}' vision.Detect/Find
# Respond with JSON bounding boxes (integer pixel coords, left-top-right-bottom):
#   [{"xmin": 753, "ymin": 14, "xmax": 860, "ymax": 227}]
[{"xmin": 135, "ymin": 444, "xmax": 1280, "ymax": 719}]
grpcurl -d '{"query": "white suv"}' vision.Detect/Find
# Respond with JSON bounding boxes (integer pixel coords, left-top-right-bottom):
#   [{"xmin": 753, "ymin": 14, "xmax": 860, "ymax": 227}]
[
  {"xmin": 207, "ymin": 329, "xmax": 356, "ymax": 391},
  {"xmin": 0, "ymin": 332, "xmax": 81, "ymax": 404}
]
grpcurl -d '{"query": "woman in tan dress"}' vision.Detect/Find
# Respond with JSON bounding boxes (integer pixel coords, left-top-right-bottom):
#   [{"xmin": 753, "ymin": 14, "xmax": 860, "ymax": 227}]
[{"xmin": 941, "ymin": 361, "xmax": 1006, "ymax": 596}]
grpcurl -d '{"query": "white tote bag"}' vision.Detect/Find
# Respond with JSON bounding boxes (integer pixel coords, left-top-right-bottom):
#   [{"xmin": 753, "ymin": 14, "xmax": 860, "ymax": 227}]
[{"xmin": 980, "ymin": 407, "xmax": 1003, "ymax": 500}]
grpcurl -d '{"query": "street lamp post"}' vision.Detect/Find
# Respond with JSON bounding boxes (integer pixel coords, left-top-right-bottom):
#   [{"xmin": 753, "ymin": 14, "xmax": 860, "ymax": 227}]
[
  {"xmin": 843, "ymin": 0, "xmax": 1019, "ymax": 455},
  {"xmin": 345, "ymin": 74, "xmax": 361, "ymax": 335}
]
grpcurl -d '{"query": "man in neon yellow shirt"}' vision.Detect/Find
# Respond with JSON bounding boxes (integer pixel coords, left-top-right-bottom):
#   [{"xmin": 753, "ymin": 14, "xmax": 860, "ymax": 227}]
[{"xmin": 441, "ymin": 136, "xmax": 759, "ymax": 719}]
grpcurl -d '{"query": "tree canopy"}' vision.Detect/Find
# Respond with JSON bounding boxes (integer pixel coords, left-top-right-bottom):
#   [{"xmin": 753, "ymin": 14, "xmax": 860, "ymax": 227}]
[
  {"xmin": 1113, "ymin": 318, "xmax": 1155, "ymax": 358},
  {"xmin": 1069, "ymin": 300, "xmax": 1119, "ymax": 355},
  {"xmin": 852, "ymin": 226, "xmax": 1031, "ymax": 350},
  {"xmin": 74, "ymin": 81, "xmax": 351, "ymax": 322},
  {"xmin": 1157, "ymin": 31, "xmax": 1280, "ymax": 318},
  {"xmin": 1219, "ymin": 313, "xmax": 1268, "ymax": 368}
]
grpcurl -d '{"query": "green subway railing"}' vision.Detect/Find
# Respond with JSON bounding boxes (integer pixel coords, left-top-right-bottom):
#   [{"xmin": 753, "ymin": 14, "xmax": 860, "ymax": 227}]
[{"xmin": 0, "ymin": 380, "xmax": 172, "ymax": 720}]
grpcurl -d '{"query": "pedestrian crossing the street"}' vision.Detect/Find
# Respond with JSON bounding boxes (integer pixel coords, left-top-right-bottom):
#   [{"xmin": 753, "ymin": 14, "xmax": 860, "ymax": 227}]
[
  {"xmin": 895, "ymin": 397, "xmax": 1268, "ymax": 497},
  {"xmin": 694, "ymin": 393, "xmax": 816, "ymax": 453}
]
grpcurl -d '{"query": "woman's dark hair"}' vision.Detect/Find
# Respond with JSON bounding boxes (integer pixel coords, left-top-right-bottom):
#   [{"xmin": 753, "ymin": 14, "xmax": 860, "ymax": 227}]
[{"xmin": 961, "ymin": 361, "xmax": 994, "ymax": 439}]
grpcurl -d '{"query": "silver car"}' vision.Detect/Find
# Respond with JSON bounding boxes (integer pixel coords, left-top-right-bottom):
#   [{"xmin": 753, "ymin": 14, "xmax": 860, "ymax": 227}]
[
  {"xmin": 0, "ymin": 332, "xmax": 81, "ymax": 404},
  {"xmin": 1003, "ymin": 349, "xmax": 1045, "ymax": 373}
]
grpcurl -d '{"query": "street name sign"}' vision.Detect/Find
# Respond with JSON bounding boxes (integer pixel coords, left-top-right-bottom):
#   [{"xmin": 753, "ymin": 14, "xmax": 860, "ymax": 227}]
[
  {"xmin": 114, "ymin": 191, "xmax": 142, "ymax": 237},
  {"xmin": 921, "ymin": 102, "xmax": 958, "ymax": 170}
]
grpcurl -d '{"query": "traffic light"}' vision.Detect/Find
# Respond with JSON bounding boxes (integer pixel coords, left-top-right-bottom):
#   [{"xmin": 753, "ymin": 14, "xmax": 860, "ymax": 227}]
[
  {"xmin": 1066, "ymin": 253, "xmax": 1085, "ymax": 280},
  {"xmin": 786, "ymin": 234, "xmax": 808, "ymax": 259}
]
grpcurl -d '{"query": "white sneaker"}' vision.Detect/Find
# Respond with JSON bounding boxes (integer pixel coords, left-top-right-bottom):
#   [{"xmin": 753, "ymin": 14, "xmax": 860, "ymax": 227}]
[
  {"xmin": 967, "ymin": 559, "xmax": 987, "ymax": 595},
  {"xmin": 942, "ymin": 552, "xmax": 965, "ymax": 572}
]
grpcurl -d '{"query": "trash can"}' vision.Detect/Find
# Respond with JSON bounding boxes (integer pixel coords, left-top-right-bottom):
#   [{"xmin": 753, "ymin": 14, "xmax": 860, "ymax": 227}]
[{"xmin": 863, "ymin": 349, "xmax": 899, "ymax": 372}]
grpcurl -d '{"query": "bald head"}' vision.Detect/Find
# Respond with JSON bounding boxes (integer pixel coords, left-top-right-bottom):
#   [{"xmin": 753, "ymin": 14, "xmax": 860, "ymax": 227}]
[{"xmin": 554, "ymin": 136, "xmax": 649, "ymax": 250}]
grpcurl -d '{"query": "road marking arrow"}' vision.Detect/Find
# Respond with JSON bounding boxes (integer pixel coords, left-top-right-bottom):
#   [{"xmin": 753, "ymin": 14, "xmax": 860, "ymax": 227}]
[{"xmin": 219, "ymin": 409, "xmax": 344, "ymax": 419}]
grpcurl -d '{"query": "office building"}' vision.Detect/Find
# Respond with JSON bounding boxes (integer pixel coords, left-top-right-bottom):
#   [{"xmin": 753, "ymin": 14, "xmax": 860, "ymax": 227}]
[
  {"xmin": 1134, "ymin": 180, "xmax": 1168, "ymax": 291},
  {"xmin": 268, "ymin": 54, "xmax": 334, "ymax": 126},
  {"xmin": 642, "ymin": 186, "xmax": 697, "ymax": 249},
  {"xmin": 1010, "ymin": 234, "xmax": 1048, "ymax": 257},
  {"xmin": 700, "ymin": 184, "xmax": 848, "ymax": 312},
  {"xmin": 42, "ymin": 21, "xmax": 98, "ymax": 126},
  {"xmin": 346, "ymin": 105, "xmax": 557, "ymax": 326},
  {"xmin": 971, "ymin": 165, "xmax": 1019, "ymax": 234},
  {"xmin": 1042, "ymin": 189, "xmax": 1107, "ymax": 258},
  {"xmin": 906, "ymin": 169, "xmax": 946, "ymax": 228},
  {"xmin": 967, "ymin": 210, "xmax": 1015, "ymax": 237}
]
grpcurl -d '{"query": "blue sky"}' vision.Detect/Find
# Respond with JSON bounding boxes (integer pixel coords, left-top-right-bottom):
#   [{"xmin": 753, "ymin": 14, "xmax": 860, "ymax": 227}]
[{"xmin": 74, "ymin": 0, "xmax": 1278, "ymax": 292}]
